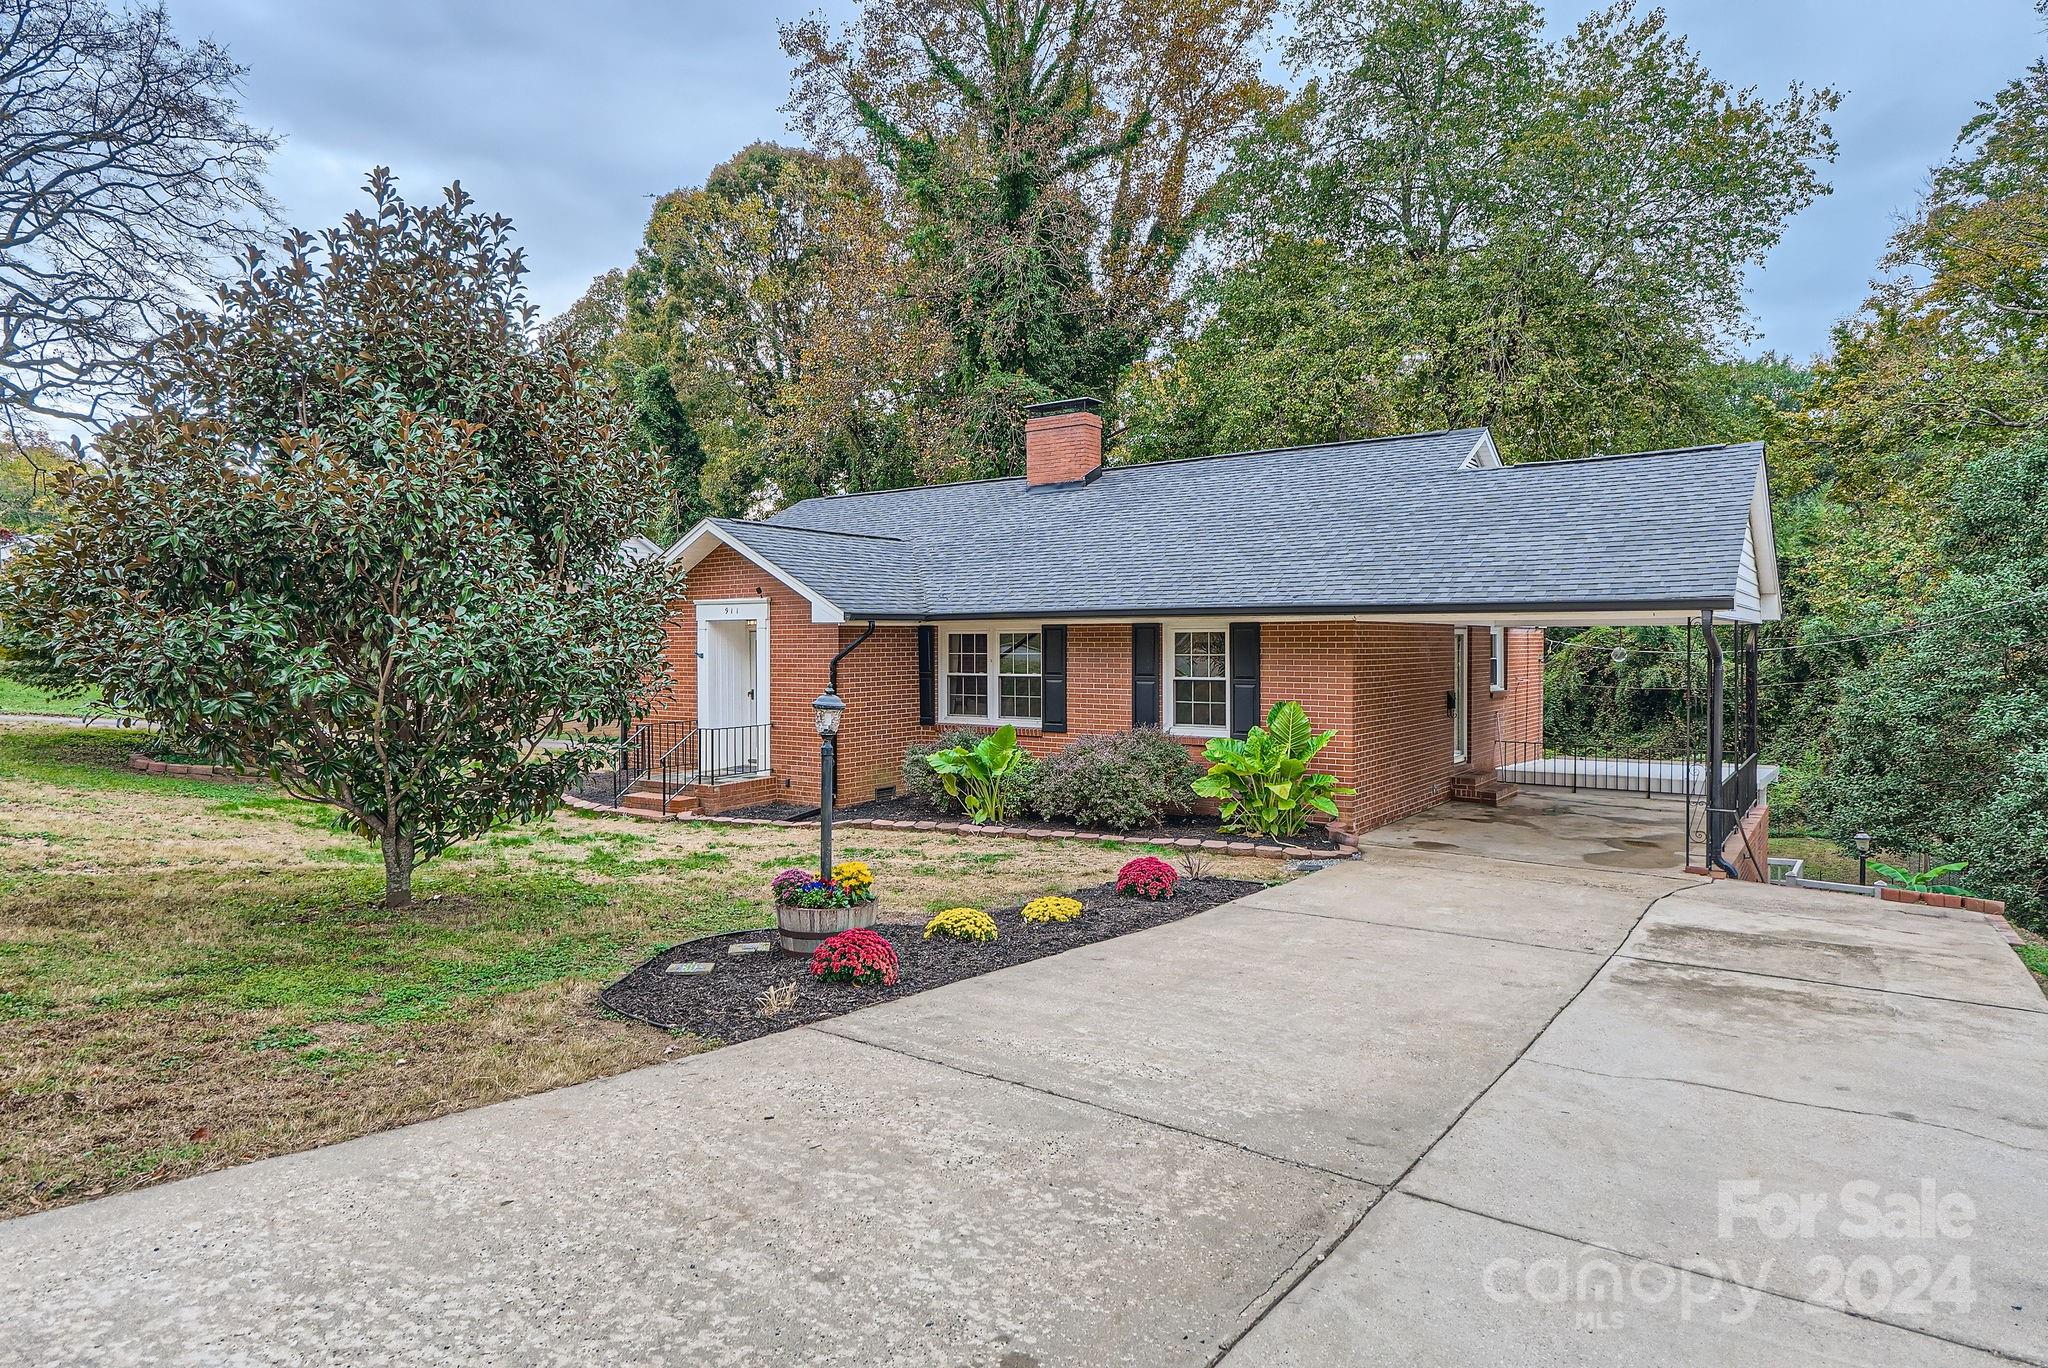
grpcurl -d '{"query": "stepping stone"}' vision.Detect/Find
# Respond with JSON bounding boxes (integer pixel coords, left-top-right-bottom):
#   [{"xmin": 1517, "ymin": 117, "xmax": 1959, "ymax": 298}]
[
  {"xmin": 728, "ymin": 942, "xmax": 772, "ymax": 956},
  {"xmin": 665, "ymin": 961, "xmax": 714, "ymax": 975}
]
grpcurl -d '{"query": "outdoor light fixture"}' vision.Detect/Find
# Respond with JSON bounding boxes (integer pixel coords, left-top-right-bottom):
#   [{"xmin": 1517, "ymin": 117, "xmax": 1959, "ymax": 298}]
[
  {"xmin": 814, "ymin": 688, "xmax": 846, "ymax": 881},
  {"xmin": 1854, "ymin": 831, "xmax": 1872, "ymax": 886}
]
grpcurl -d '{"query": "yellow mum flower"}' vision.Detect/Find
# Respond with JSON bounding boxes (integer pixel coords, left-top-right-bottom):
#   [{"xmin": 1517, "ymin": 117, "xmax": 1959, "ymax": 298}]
[
  {"xmin": 832, "ymin": 860, "xmax": 874, "ymax": 896},
  {"xmin": 923, "ymin": 906, "xmax": 998, "ymax": 941},
  {"xmin": 1021, "ymin": 895, "xmax": 1083, "ymax": 924}
]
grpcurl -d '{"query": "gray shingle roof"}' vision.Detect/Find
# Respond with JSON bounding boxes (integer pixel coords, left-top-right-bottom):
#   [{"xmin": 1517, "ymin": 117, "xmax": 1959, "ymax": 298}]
[{"xmin": 707, "ymin": 428, "xmax": 1766, "ymax": 620}]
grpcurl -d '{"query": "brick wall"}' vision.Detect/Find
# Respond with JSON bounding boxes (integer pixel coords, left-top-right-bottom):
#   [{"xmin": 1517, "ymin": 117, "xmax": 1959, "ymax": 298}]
[
  {"xmin": 1351, "ymin": 623, "xmax": 1456, "ymax": 829},
  {"xmin": 898, "ymin": 623, "xmax": 1188, "ymax": 774},
  {"xmin": 834, "ymin": 624, "xmax": 924, "ymax": 801},
  {"xmin": 650, "ymin": 544, "xmax": 840, "ymax": 802},
  {"xmin": 652, "ymin": 562, "xmax": 1546, "ymax": 834},
  {"xmin": 1468, "ymin": 626, "xmax": 1545, "ymax": 769}
]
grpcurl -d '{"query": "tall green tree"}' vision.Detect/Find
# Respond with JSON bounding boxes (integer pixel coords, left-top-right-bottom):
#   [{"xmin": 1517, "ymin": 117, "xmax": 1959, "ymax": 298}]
[
  {"xmin": 0, "ymin": 433, "xmax": 80, "ymax": 534},
  {"xmin": 1124, "ymin": 0, "xmax": 1838, "ymax": 464},
  {"xmin": 0, "ymin": 171, "xmax": 679, "ymax": 908},
  {"xmin": 1806, "ymin": 440, "xmax": 2048, "ymax": 926},
  {"xmin": 783, "ymin": 0, "xmax": 1281, "ymax": 475},
  {"xmin": 1774, "ymin": 59, "xmax": 2048, "ymax": 609},
  {"xmin": 628, "ymin": 363, "xmax": 710, "ymax": 537},
  {"xmin": 611, "ymin": 142, "xmax": 948, "ymax": 510}
]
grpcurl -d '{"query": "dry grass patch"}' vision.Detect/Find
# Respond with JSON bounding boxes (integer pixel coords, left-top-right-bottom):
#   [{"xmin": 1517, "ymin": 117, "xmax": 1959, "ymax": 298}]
[{"xmin": 0, "ymin": 723, "xmax": 1284, "ymax": 1215}]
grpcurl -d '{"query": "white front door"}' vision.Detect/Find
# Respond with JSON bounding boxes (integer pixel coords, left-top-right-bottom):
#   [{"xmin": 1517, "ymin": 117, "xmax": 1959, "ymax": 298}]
[
  {"xmin": 1452, "ymin": 628, "xmax": 1470, "ymax": 764},
  {"xmin": 703, "ymin": 620, "xmax": 757, "ymax": 728},
  {"xmin": 695, "ymin": 600, "xmax": 769, "ymax": 774}
]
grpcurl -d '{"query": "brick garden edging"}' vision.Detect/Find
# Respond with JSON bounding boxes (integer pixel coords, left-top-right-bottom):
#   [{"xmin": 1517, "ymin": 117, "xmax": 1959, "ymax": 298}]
[
  {"xmin": 566, "ymin": 789, "xmax": 1359, "ymax": 860},
  {"xmin": 673, "ymin": 809, "xmax": 1354, "ymax": 861},
  {"xmin": 128, "ymin": 752, "xmax": 256, "ymax": 780},
  {"xmin": 1694, "ymin": 861, "xmax": 2028, "ymax": 947}
]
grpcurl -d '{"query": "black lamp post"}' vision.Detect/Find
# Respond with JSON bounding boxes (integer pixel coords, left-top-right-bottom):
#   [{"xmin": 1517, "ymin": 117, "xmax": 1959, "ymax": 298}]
[
  {"xmin": 1854, "ymin": 831, "xmax": 1872, "ymax": 886},
  {"xmin": 813, "ymin": 688, "xmax": 845, "ymax": 882}
]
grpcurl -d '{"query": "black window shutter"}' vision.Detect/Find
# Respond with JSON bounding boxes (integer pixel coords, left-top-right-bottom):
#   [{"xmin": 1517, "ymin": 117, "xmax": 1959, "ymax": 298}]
[
  {"xmin": 1229, "ymin": 622, "xmax": 1262, "ymax": 739},
  {"xmin": 1131, "ymin": 623, "xmax": 1161, "ymax": 727},
  {"xmin": 916, "ymin": 625, "xmax": 936, "ymax": 726},
  {"xmin": 1041, "ymin": 625, "xmax": 1067, "ymax": 733}
]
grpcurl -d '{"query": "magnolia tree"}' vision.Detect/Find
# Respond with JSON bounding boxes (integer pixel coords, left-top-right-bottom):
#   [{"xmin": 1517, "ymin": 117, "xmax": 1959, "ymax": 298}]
[{"xmin": 0, "ymin": 170, "xmax": 679, "ymax": 908}]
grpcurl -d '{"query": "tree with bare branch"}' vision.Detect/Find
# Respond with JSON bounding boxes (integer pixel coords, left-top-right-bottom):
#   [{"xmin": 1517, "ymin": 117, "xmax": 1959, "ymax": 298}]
[{"xmin": 0, "ymin": 0, "xmax": 276, "ymax": 432}]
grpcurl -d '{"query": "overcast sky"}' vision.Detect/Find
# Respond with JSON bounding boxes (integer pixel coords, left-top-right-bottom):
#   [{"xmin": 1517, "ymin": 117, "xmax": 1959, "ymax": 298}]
[{"xmin": 172, "ymin": 0, "xmax": 2043, "ymax": 362}]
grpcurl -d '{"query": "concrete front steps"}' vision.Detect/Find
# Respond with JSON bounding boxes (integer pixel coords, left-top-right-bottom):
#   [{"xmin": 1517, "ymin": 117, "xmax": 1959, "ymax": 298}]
[{"xmin": 1448, "ymin": 769, "xmax": 1518, "ymax": 806}]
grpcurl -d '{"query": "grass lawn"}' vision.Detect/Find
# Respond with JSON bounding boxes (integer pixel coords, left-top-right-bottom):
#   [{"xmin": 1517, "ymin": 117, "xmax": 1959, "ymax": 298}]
[
  {"xmin": 0, "ymin": 678, "xmax": 106, "ymax": 717},
  {"xmin": 1768, "ymin": 833, "xmax": 1864, "ymax": 884},
  {"xmin": 0, "ymin": 723, "xmax": 1284, "ymax": 1217}
]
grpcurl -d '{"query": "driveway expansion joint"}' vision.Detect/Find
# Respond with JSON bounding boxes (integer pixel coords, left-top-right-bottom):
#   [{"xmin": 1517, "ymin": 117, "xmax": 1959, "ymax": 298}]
[
  {"xmin": 1204, "ymin": 877, "xmax": 1716, "ymax": 1365},
  {"xmin": 1614, "ymin": 950, "xmax": 2048, "ymax": 1016},
  {"xmin": 1388, "ymin": 1190, "xmax": 2046, "ymax": 1368},
  {"xmin": 802, "ymin": 1023, "xmax": 1384, "ymax": 1188},
  {"xmin": 1519, "ymin": 1056, "xmax": 2048, "ymax": 1156},
  {"xmin": 1231, "ymin": 898, "xmax": 1610, "ymax": 957}
]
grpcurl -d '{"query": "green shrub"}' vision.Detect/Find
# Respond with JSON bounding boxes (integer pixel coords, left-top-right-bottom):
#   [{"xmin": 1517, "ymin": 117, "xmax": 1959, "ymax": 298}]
[
  {"xmin": 902, "ymin": 729, "xmax": 989, "ymax": 812},
  {"xmin": 1030, "ymin": 728, "xmax": 1202, "ymax": 831},
  {"xmin": 1193, "ymin": 701, "xmax": 1354, "ymax": 838}
]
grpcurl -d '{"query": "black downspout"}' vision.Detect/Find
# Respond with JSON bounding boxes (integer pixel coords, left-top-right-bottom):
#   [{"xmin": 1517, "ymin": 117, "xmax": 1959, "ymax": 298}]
[{"xmin": 829, "ymin": 619, "xmax": 878, "ymax": 697}]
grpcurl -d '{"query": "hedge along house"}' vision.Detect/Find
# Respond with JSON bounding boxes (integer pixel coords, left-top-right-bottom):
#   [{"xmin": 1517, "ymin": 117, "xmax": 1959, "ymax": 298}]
[{"xmin": 635, "ymin": 398, "xmax": 1780, "ymax": 865}]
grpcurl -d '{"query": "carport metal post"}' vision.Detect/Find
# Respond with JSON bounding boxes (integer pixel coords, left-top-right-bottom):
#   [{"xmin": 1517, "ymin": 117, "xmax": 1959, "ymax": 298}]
[{"xmin": 1702, "ymin": 608, "xmax": 1725, "ymax": 859}]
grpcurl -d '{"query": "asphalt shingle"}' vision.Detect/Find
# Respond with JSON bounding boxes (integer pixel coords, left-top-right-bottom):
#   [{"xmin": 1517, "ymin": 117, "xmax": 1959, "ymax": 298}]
[{"xmin": 729, "ymin": 429, "xmax": 1763, "ymax": 620}]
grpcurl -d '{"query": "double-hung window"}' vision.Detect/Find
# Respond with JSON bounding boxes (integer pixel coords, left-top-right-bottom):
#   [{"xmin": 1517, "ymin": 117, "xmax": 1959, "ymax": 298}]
[
  {"xmin": 943, "ymin": 628, "xmax": 1043, "ymax": 724},
  {"xmin": 1170, "ymin": 626, "xmax": 1228, "ymax": 734},
  {"xmin": 1488, "ymin": 626, "xmax": 1507, "ymax": 691}
]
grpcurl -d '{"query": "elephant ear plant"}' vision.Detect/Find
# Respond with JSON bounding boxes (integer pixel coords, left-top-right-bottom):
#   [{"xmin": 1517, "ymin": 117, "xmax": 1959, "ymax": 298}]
[
  {"xmin": 923, "ymin": 724, "xmax": 1033, "ymax": 824},
  {"xmin": 1868, "ymin": 860, "xmax": 1974, "ymax": 897},
  {"xmin": 1193, "ymin": 701, "xmax": 1354, "ymax": 839}
]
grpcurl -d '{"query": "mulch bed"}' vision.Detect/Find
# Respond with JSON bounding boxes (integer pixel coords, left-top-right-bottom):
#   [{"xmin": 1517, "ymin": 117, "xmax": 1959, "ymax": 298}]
[
  {"xmin": 714, "ymin": 800, "xmax": 819, "ymax": 822},
  {"xmin": 600, "ymin": 877, "xmax": 1269, "ymax": 1042}
]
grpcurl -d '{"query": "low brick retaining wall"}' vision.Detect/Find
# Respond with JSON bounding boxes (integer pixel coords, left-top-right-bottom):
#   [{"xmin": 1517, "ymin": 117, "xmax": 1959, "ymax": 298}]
[
  {"xmin": 129, "ymin": 753, "xmax": 257, "ymax": 780},
  {"xmin": 670, "ymin": 810, "xmax": 1353, "ymax": 861}
]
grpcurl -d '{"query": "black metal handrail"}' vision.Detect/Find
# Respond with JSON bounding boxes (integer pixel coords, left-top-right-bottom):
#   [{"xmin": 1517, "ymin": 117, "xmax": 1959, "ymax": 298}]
[
  {"xmin": 1707, "ymin": 751, "xmax": 1760, "ymax": 857},
  {"xmin": 603, "ymin": 720, "xmax": 773, "ymax": 811},
  {"xmin": 689, "ymin": 722, "xmax": 773, "ymax": 785},
  {"xmin": 609, "ymin": 719, "xmax": 696, "ymax": 804},
  {"xmin": 1494, "ymin": 739, "xmax": 1700, "ymax": 798}
]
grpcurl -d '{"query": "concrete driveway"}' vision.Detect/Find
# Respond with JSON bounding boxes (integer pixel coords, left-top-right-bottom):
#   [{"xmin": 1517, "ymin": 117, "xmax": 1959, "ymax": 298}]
[{"xmin": 2, "ymin": 818, "xmax": 2041, "ymax": 1366}]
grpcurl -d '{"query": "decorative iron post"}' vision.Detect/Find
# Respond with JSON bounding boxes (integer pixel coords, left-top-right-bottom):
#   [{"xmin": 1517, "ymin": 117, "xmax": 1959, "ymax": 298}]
[
  {"xmin": 1742, "ymin": 622, "xmax": 1760, "ymax": 761},
  {"xmin": 1703, "ymin": 608, "xmax": 1724, "ymax": 857}
]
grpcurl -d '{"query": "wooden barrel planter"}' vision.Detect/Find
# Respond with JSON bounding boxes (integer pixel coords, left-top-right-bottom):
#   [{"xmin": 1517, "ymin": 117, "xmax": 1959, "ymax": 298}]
[{"xmin": 775, "ymin": 902, "xmax": 878, "ymax": 955}]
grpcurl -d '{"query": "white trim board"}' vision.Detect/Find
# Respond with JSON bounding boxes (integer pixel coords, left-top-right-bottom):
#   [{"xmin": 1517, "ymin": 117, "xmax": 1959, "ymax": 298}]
[{"xmin": 662, "ymin": 520, "xmax": 848, "ymax": 624}]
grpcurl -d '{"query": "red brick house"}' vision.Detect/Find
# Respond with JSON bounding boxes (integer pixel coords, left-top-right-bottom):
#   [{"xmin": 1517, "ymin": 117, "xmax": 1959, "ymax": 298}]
[{"xmin": 631, "ymin": 398, "xmax": 1780, "ymax": 838}]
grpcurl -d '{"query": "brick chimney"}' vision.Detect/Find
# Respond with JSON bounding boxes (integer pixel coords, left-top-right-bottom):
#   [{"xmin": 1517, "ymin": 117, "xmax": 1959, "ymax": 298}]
[{"xmin": 1023, "ymin": 397, "xmax": 1103, "ymax": 487}]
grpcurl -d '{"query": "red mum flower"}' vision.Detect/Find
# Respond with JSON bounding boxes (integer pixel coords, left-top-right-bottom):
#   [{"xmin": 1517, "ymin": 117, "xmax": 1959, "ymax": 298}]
[
  {"xmin": 808, "ymin": 926, "xmax": 900, "ymax": 987},
  {"xmin": 1116, "ymin": 856, "xmax": 1179, "ymax": 900}
]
